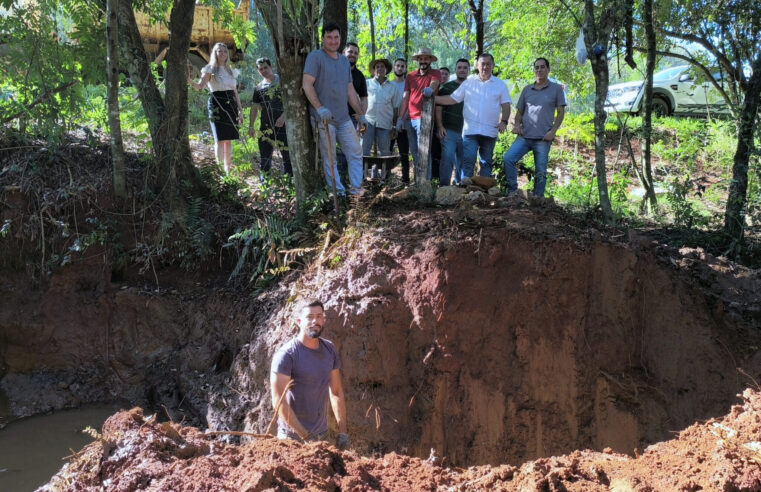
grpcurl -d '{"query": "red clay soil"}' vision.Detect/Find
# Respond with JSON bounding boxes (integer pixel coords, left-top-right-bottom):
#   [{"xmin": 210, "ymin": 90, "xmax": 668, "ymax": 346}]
[
  {"xmin": 212, "ymin": 206, "xmax": 761, "ymax": 470},
  {"xmin": 41, "ymin": 389, "xmax": 761, "ymax": 491}
]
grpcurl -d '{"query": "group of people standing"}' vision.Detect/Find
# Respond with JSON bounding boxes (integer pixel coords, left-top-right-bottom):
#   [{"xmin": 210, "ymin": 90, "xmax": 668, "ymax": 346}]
[{"xmin": 189, "ymin": 23, "xmax": 566, "ymax": 198}]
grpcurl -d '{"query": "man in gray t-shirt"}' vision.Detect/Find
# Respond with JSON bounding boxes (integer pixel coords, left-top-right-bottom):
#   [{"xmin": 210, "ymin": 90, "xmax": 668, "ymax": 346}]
[
  {"xmin": 502, "ymin": 57, "xmax": 566, "ymax": 197},
  {"xmin": 303, "ymin": 21, "xmax": 368, "ymax": 196},
  {"xmin": 270, "ymin": 299, "xmax": 350, "ymax": 450}
]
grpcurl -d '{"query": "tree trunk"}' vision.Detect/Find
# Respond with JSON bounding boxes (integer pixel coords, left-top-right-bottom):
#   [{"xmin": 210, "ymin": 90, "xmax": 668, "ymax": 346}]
[
  {"xmin": 583, "ymin": 0, "xmax": 615, "ymax": 223},
  {"xmin": 280, "ymin": 56, "xmax": 320, "ymax": 206},
  {"xmin": 639, "ymin": 0, "xmax": 657, "ymax": 212},
  {"xmin": 256, "ymin": 0, "xmax": 321, "ymax": 208},
  {"xmin": 367, "ymin": 0, "xmax": 376, "ymax": 59},
  {"xmin": 416, "ymin": 95, "xmax": 434, "ymax": 186},
  {"xmin": 324, "ymin": 0, "xmax": 347, "ymax": 49},
  {"xmin": 107, "ymin": 0, "xmax": 126, "ymax": 199},
  {"xmin": 160, "ymin": 0, "xmax": 202, "ymax": 193},
  {"xmin": 114, "ymin": 0, "xmax": 202, "ymax": 194},
  {"xmin": 404, "ymin": 0, "xmax": 409, "ymax": 59},
  {"xmin": 724, "ymin": 53, "xmax": 761, "ymax": 247},
  {"xmin": 468, "ymin": 0, "xmax": 485, "ymax": 56},
  {"xmin": 115, "ymin": 0, "xmax": 166, "ymax": 148}
]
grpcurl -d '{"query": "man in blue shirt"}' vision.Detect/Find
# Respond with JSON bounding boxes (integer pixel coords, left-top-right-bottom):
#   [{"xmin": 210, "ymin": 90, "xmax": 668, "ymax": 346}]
[
  {"xmin": 502, "ymin": 57, "xmax": 566, "ymax": 197},
  {"xmin": 270, "ymin": 299, "xmax": 349, "ymax": 450},
  {"xmin": 303, "ymin": 22, "xmax": 368, "ymax": 196}
]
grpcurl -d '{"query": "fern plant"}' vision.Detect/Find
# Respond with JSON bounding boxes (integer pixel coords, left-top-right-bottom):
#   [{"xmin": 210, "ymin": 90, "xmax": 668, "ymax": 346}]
[{"xmin": 226, "ymin": 213, "xmax": 307, "ymax": 288}]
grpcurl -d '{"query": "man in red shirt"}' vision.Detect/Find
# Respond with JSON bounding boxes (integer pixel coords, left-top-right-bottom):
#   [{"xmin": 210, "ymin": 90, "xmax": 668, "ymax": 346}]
[{"xmin": 396, "ymin": 47, "xmax": 441, "ymax": 181}]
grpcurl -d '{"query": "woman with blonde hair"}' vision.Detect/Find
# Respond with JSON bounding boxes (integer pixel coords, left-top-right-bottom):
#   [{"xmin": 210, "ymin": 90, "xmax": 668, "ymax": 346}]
[{"xmin": 188, "ymin": 43, "xmax": 243, "ymax": 174}]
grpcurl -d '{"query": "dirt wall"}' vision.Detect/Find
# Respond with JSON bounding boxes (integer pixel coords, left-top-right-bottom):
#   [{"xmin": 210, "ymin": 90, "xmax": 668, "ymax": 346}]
[
  {"xmin": 218, "ymin": 210, "xmax": 760, "ymax": 467},
  {"xmin": 0, "ymin": 256, "xmax": 256, "ymax": 422}
]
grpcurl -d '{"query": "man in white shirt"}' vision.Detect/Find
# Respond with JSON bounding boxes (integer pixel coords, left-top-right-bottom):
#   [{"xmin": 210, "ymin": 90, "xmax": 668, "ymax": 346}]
[
  {"xmin": 363, "ymin": 58, "xmax": 401, "ymax": 156},
  {"xmin": 435, "ymin": 53, "xmax": 511, "ymax": 178}
]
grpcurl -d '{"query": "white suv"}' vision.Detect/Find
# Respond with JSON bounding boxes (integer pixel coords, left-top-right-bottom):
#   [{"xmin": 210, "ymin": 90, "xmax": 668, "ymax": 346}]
[{"xmin": 606, "ymin": 65, "xmax": 728, "ymax": 117}]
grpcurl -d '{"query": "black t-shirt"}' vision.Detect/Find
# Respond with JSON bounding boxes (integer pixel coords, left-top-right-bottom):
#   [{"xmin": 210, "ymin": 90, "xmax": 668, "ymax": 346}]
[
  {"xmin": 252, "ymin": 76, "xmax": 284, "ymax": 129},
  {"xmin": 348, "ymin": 66, "xmax": 367, "ymax": 117}
]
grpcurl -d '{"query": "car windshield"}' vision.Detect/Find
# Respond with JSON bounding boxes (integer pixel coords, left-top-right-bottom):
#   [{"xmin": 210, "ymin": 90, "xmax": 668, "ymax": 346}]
[{"xmin": 654, "ymin": 66, "xmax": 687, "ymax": 81}]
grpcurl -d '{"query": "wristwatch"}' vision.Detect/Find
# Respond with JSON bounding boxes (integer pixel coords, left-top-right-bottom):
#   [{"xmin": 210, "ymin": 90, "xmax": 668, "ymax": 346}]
[{"xmin": 501, "ymin": 119, "xmax": 508, "ymax": 124}]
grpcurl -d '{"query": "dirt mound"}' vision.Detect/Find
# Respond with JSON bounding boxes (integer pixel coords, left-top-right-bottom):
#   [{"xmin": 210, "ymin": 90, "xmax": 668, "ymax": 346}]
[{"xmin": 41, "ymin": 389, "xmax": 761, "ymax": 491}]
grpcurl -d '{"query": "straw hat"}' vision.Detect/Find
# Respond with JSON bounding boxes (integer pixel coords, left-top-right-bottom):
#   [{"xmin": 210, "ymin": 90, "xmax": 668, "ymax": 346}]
[
  {"xmin": 411, "ymin": 47, "xmax": 438, "ymax": 62},
  {"xmin": 368, "ymin": 58, "xmax": 392, "ymax": 73}
]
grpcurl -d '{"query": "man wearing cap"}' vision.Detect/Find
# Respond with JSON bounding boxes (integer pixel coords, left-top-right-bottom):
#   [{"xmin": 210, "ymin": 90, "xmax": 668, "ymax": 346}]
[
  {"xmin": 303, "ymin": 21, "xmax": 368, "ymax": 196},
  {"xmin": 435, "ymin": 53, "xmax": 511, "ymax": 179},
  {"xmin": 503, "ymin": 57, "xmax": 566, "ymax": 197},
  {"xmin": 397, "ymin": 47, "xmax": 442, "ymax": 179},
  {"xmin": 363, "ymin": 58, "xmax": 401, "ymax": 156}
]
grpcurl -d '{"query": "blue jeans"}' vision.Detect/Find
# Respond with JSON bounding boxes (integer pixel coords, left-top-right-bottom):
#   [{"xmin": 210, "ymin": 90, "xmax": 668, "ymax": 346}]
[
  {"xmin": 317, "ymin": 119, "xmax": 363, "ymax": 194},
  {"xmin": 407, "ymin": 118, "xmax": 432, "ymax": 179},
  {"xmin": 362, "ymin": 123, "xmax": 392, "ymax": 156},
  {"xmin": 462, "ymin": 134, "xmax": 497, "ymax": 178},
  {"xmin": 439, "ymin": 129, "xmax": 463, "ymax": 186},
  {"xmin": 503, "ymin": 136, "xmax": 552, "ymax": 196}
]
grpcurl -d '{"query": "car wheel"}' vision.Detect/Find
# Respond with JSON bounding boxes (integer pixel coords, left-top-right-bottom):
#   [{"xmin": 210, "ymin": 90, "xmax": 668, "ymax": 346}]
[{"xmin": 652, "ymin": 97, "xmax": 670, "ymax": 117}]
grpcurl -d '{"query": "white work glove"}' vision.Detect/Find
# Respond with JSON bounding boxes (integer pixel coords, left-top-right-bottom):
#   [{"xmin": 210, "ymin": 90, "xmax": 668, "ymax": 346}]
[{"xmin": 422, "ymin": 87, "xmax": 433, "ymax": 97}]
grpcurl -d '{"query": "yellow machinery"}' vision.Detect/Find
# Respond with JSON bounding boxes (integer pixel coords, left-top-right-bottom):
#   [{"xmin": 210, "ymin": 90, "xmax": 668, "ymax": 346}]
[{"xmin": 135, "ymin": 2, "xmax": 250, "ymax": 68}]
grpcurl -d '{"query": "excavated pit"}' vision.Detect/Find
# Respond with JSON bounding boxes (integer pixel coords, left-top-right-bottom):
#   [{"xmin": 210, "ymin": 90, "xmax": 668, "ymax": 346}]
[
  {"xmin": 3, "ymin": 204, "xmax": 760, "ymax": 478},
  {"xmin": 218, "ymin": 208, "xmax": 760, "ymax": 468}
]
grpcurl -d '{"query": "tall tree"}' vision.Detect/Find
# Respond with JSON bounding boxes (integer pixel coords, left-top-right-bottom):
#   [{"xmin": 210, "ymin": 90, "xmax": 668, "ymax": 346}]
[
  {"xmin": 255, "ymin": 0, "xmax": 322, "ymax": 207},
  {"xmin": 561, "ymin": 0, "xmax": 635, "ymax": 223},
  {"xmin": 653, "ymin": 0, "xmax": 761, "ymax": 249},
  {"xmin": 113, "ymin": 0, "xmax": 203, "ymax": 195},
  {"xmin": 367, "ymin": 0, "xmax": 376, "ymax": 59},
  {"xmin": 324, "ymin": 0, "xmax": 348, "ymax": 49},
  {"xmin": 467, "ymin": 0, "xmax": 485, "ymax": 55},
  {"xmin": 638, "ymin": 0, "xmax": 657, "ymax": 212},
  {"xmin": 106, "ymin": 0, "xmax": 126, "ymax": 199}
]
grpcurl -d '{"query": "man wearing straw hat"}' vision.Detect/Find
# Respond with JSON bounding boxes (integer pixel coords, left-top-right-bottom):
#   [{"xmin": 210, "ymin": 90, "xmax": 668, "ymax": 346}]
[
  {"xmin": 270, "ymin": 299, "xmax": 350, "ymax": 450},
  {"xmin": 364, "ymin": 57, "xmax": 401, "ymax": 156},
  {"xmin": 303, "ymin": 21, "xmax": 368, "ymax": 196},
  {"xmin": 397, "ymin": 47, "xmax": 442, "ymax": 178}
]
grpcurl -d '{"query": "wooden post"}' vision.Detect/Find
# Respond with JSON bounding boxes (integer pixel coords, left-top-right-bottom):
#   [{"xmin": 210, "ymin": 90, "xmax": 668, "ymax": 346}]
[{"xmin": 416, "ymin": 94, "xmax": 434, "ymax": 185}]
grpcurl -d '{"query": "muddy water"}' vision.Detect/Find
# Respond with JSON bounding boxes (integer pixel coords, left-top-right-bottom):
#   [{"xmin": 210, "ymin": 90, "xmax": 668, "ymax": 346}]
[{"xmin": 0, "ymin": 404, "xmax": 121, "ymax": 491}]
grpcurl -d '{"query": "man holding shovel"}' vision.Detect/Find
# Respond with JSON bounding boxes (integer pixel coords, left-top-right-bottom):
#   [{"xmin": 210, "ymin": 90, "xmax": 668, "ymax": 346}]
[
  {"xmin": 271, "ymin": 299, "xmax": 350, "ymax": 450},
  {"xmin": 303, "ymin": 21, "xmax": 368, "ymax": 196}
]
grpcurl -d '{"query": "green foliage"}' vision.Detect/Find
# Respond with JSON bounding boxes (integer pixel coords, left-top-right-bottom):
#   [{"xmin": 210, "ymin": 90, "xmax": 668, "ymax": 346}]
[
  {"xmin": 552, "ymin": 175, "xmax": 599, "ymax": 211},
  {"xmin": 226, "ymin": 214, "xmax": 304, "ymax": 289},
  {"xmin": 664, "ymin": 176, "xmax": 711, "ymax": 228},
  {"xmin": 0, "ymin": 0, "xmax": 101, "ymax": 138},
  {"xmin": 178, "ymin": 196, "xmax": 215, "ymax": 269},
  {"xmin": 204, "ymin": 0, "xmax": 257, "ymax": 49},
  {"xmin": 558, "ymin": 114, "xmax": 597, "ymax": 146},
  {"xmin": 329, "ymin": 254, "xmax": 342, "ymax": 268}
]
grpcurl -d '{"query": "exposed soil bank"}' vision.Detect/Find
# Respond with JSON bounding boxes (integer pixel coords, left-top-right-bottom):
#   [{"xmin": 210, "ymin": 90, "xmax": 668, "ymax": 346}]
[
  {"xmin": 41, "ymin": 389, "xmax": 761, "ymax": 491},
  {"xmin": 214, "ymin": 206, "xmax": 761, "ymax": 467},
  {"xmin": 3, "ymin": 199, "xmax": 761, "ymax": 475},
  {"xmin": 0, "ymin": 256, "xmax": 261, "ymax": 425}
]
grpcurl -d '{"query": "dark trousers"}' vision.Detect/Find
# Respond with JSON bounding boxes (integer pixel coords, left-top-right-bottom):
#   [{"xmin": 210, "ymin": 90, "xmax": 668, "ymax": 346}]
[
  {"xmin": 431, "ymin": 132, "xmax": 441, "ymax": 180},
  {"xmin": 391, "ymin": 128, "xmax": 410, "ymax": 183},
  {"xmin": 259, "ymin": 125, "xmax": 292, "ymax": 176}
]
